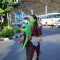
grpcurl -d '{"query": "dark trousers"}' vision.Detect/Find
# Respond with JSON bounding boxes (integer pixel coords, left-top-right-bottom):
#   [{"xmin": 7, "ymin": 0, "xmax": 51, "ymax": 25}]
[
  {"xmin": 26, "ymin": 42, "xmax": 39, "ymax": 60},
  {"xmin": 26, "ymin": 42, "xmax": 34, "ymax": 60}
]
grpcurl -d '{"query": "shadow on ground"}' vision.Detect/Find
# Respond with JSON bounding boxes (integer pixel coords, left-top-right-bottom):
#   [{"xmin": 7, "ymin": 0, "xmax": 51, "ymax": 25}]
[{"xmin": 2, "ymin": 38, "xmax": 26, "ymax": 60}]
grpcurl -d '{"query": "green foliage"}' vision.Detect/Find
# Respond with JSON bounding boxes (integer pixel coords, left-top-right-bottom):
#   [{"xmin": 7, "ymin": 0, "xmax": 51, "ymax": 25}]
[
  {"xmin": 0, "ymin": 25, "xmax": 15, "ymax": 37},
  {"xmin": 15, "ymin": 28, "xmax": 22, "ymax": 33},
  {"xmin": 0, "ymin": 8, "xmax": 4, "ymax": 13},
  {"xmin": 0, "ymin": 29, "xmax": 15, "ymax": 38},
  {"xmin": 13, "ymin": 2, "xmax": 20, "ymax": 7},
  {"xmin": 10, "ymin": 24, "xmax": 14, "ymax": 27},
  {"xmin": 1, "ymin": 0, "xmax": 5, "ymax": 4},
  {"xmin": 0, "ymin": 26, "xmax": 23, "ymax": 38},
  {"xmin": 0, "ymin": 31, "xmax": 3, "ymax": 38},
  {"xmin": 0, "ymin": 0, "xmax": 20, "ymax": 11},
  {"xmin": 2, "ymin": 19, "xmax": 8, "ymax": 26},
  {"xmin": 5, "ymin": 6, "xmax": 12, "ymax": 12},
  {"xmin": 0, "ymin": 0, "xmax": 20, "ymax": 25},
  {"xmin": 0, "ymin": 0, "xmax": 19, "ymax": 15},
  {"xmin": 7, "ymin": 0, "xmax": 13, "ymax": 4},
  {"xmin": 0, "ymin": 8, "xmax": 5, "ymax": 16},
  {"xmin": 3, "ymin": 25, "xmax": 13, "ymax": 30}
]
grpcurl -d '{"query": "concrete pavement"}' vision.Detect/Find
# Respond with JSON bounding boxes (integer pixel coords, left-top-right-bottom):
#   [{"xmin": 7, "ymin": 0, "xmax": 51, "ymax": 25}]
[{"xmin": 0, "ymin": 27, "xmax": 60, "ymax": 60}]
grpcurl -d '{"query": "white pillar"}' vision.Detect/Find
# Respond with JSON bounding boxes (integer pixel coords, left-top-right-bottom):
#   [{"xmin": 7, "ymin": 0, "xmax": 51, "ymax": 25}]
[
  {"xmin": 9, "ymin": 15, "xmax": 11, "ymax": 24},
  {"xmin": 45, "ymin": 5, "xmax": 47, "ymax": 14},
  {"xmin": 18, "ymin": 10, "xmax": 24, "ymax": 21},
  {"xmin": 31, "ymin": 10, "xmax": 33, "ymax": 15},
  {"xmin": 1, "ymin": 16, "xmax": 4, "ymax": 23},
  {"xmin": 22, "ymin": 12, "xmax": 24, "ymax": 21},
  {"xmin": 16, "ymin": 0, "xmax": 18, "ymax": 2},
  {"xmin": 7, "ymin": 13, "xmax": 9, "ymax": 19}
]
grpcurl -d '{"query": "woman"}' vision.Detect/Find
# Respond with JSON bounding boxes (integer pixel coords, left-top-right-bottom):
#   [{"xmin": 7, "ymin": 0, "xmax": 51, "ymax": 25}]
[
  {"xmin": 18, "ymin": 15, "xmax": 42, "ymax": 60},
  {"xmin": 31, "ymin": 15, "xmax": 41, "ymax": 60}
]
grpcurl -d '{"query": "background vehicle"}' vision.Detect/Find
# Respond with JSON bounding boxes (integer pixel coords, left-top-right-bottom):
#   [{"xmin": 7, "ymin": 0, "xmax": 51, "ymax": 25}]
[
  {"xmin": 54, "ymin": 20, "xmax": 60, "ymax": 27},
  {"xmin": 40, "ymin": 13, "xmax": 60, "ymax": 26},
  {"xmin": 12, "ymin": 21, "xmax": 23, "ymax": 26},
  {"xmin": 21, "ymin": 16, "xmax": 29, "ymax": 28},
  {"xmin": 23, "ymin": 16, "xmax": 29, "ymax": 23},
  {"xmin": 21, "ymin": 22, "xmax": 27, "ymax": 28},
  {"xmin": 37, "ymin": 18, "xmax": 42, "ymax": 29}
]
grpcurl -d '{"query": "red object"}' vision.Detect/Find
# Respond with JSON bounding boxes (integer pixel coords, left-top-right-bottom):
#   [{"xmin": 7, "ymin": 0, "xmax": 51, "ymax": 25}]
[
  {"xmin": 27, "ymin": 18, "xmax": 30, "ymax": 21},
  {"xmin": 33, "ymin": 43, "xmax": 40, "ymax": 55},
  {"xmin": 32, "ymin": 23, "xmax": 38, "ymax": 36}
]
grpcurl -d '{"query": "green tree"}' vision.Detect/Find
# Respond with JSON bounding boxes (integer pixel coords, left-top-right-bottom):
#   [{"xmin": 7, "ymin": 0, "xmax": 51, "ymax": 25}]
[{"xmin": 0, "ymin": 0, "xmax": 20, "ymax": 26}]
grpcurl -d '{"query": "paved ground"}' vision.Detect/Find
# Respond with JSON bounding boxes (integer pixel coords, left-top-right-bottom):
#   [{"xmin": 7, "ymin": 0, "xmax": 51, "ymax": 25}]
[
  {"xmin": 40, "ymin": 27, "xmax": 60, "ymax": 60},
  {"xmin": 0, "ymin": 26, "xmax": 60, "ymax": 60}
]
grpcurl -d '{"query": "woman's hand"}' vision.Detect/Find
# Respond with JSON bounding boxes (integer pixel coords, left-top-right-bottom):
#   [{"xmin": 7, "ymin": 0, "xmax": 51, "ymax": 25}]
[
  {"xmin": 18, "ymin": 37, "xmax": 24, "ymax": 44},
  {"xmin": 28, "ymin": 36, "xmax": 32, "ymax": 40}
]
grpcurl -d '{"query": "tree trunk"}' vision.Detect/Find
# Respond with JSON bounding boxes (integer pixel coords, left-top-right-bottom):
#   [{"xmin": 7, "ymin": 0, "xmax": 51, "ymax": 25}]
[{"xmin": 3, "ymin": 13, "xmax": 8, "ymax": 26}]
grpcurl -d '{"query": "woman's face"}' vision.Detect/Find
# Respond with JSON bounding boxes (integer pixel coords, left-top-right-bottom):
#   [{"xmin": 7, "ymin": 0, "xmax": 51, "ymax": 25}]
[{"xmin": 27, "ymin": 16, "xmax": 36, "ymax": 25}]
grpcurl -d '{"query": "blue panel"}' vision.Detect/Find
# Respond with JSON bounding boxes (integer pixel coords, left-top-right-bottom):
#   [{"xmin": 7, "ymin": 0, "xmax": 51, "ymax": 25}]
[{"xmin": 16, "ymin": 13, "xmax": 22, "ymax": 19}]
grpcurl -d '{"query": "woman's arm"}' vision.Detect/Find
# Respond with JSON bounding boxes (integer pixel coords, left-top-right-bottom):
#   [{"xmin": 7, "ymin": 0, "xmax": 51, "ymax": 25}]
[
  {"xmin": 31, "ymin": 35, "xmax": 42, "ymax": 42},
  {"xmin": 18, "ymin": 37, "xmax": 24, "ymax": 43}
]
